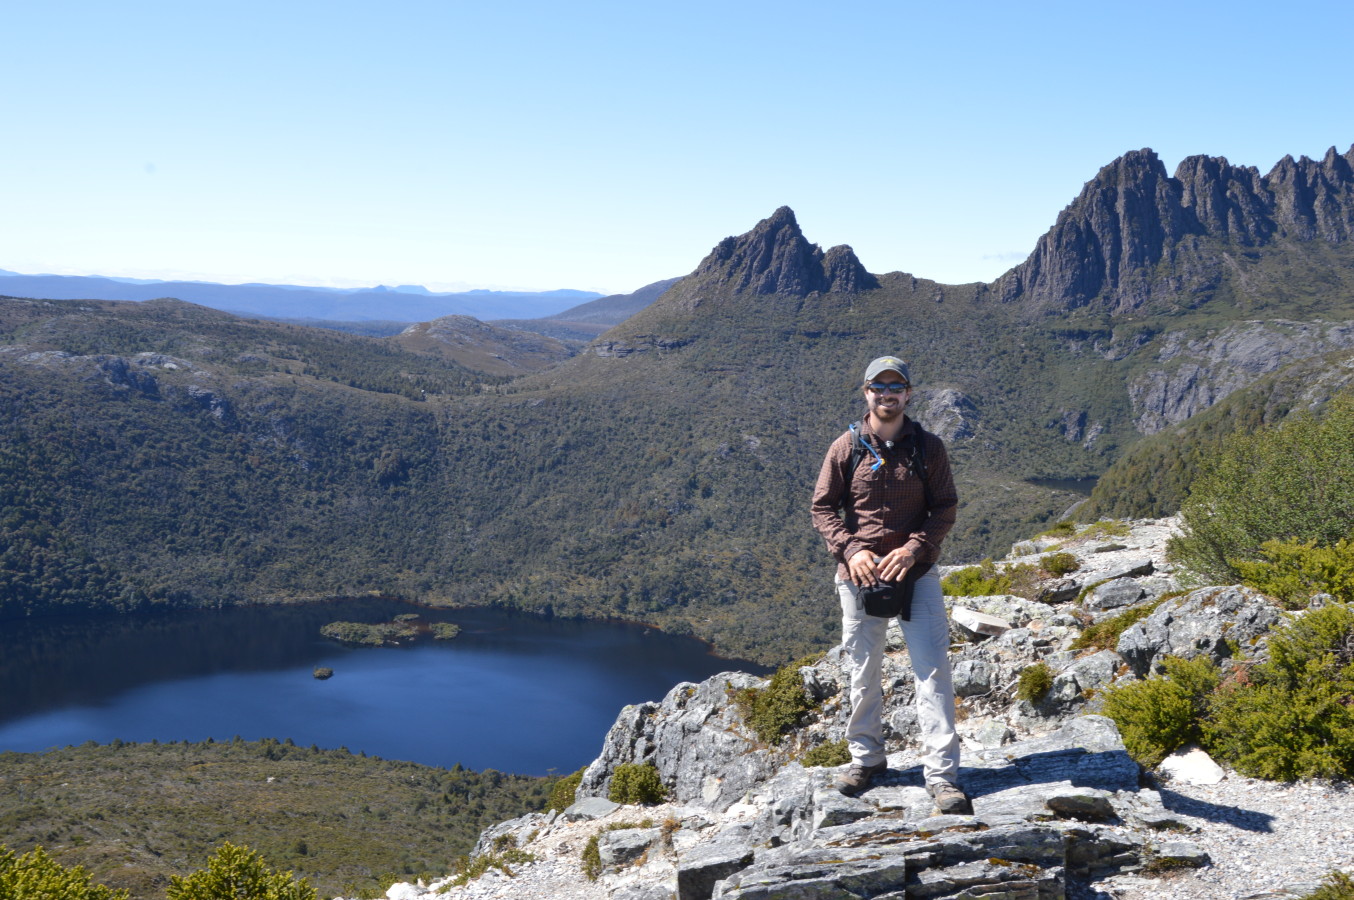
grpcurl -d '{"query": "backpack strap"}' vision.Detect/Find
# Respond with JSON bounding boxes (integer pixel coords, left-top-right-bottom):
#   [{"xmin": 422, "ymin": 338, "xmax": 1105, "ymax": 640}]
[
  {"xmin": 838, "ymin": 420, "xmax": 933, "ymax": 520},
  {"xmin": 907, "ymin": 423, "xmax": 934, "ymax": 512}
]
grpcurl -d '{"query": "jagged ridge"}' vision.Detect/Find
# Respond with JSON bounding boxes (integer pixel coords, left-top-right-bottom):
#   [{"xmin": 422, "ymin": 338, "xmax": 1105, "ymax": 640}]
[{"xmin": 995, "ymin": 145, "xmax": 1354, "ymax": 314}]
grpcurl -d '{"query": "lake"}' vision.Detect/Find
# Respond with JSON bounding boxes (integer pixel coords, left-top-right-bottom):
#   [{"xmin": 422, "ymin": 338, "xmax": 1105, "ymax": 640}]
[{"xmin": 0, "ymin": 601, "xmax": 769, "ymax": 775}]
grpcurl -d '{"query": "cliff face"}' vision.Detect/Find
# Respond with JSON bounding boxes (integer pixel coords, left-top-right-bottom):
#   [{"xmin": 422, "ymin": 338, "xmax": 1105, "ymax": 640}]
[{"xmin": 995, "ymin": 145, "xmax": 1354, "ymax": 314}]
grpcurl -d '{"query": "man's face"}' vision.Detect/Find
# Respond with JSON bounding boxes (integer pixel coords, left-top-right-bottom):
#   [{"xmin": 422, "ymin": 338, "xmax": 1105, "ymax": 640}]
[{"xmin": 864, "ymin": 373, "xmax": 910, "ymax": 422}]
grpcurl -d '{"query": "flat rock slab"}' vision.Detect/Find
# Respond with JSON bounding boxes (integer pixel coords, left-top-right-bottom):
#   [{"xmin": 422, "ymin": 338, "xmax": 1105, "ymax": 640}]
[{"xmin": 951, "ymin": 606, "xmax": 1012, "ymax": 637}]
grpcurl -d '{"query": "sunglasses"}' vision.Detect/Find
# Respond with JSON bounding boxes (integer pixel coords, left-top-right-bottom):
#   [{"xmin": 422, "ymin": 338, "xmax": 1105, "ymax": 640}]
[{"xmin": 866, "ymin": 382, "xmax": 910, "ymax": 394}]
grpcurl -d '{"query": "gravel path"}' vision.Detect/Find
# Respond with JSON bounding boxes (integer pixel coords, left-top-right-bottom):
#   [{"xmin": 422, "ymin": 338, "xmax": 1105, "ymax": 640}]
[{"xmin": 1089, "ymin": 771, "xmax": 1354, "ymax": 900}]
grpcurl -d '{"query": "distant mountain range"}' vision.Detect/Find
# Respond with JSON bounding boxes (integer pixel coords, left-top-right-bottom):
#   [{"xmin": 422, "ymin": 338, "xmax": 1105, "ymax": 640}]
[
  {"xmin": 3, "ymin": 143, "xmax": 1354, "ymax": 665},
  {"xmin": 0, "ymin": 269, "xmax": 603, "ymax": 321},
  {"xmin": 489, "ymin": 277, "xmax": 681, "ymax": 341}
]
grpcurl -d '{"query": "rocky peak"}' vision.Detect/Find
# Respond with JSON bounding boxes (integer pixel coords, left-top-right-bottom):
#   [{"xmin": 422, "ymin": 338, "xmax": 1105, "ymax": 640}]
[
  {"xmin": 996, "ymin": 145, "xmax": 1354, "ymax": 315},
  {"xmin": 680, "ymin": 207, "xmax": 877, "ymax": 300},
  {"xmin": 1265, "ymin": 147, "xmax": 1354, "ymax": 242},
  {"xmin": 995, "ymin": 149, "xmax": 1198, "ymax": 313},
  {"xmin": 1174, "ymin": 154, "xmax": 1273, "ymax": 244}
]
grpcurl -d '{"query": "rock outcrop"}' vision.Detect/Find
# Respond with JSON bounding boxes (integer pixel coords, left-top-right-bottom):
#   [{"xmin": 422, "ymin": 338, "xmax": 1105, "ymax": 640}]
[
  {"xmin": 386, "ymin": 516, "xmax": 1324, "ymax": 900},
  {"xmin": 662, "ymin": 207, "xmax": 878, "ymax": 311},
  {"xmin": 994, "ymin": 145, "xmax": 1354, "ymax": 315}
]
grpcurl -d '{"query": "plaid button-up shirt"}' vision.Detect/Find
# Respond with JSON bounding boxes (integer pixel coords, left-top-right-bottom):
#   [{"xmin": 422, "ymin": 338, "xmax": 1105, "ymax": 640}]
[{"xmin": 810, "ymin": 416, "xmax": 959, "ymax": 580}]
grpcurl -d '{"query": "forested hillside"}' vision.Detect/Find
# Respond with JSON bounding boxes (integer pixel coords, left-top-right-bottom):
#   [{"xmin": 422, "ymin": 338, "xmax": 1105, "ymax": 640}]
[{"xmin": 5, "ymin": 146, "xmax": 1354, "ymax": 664}]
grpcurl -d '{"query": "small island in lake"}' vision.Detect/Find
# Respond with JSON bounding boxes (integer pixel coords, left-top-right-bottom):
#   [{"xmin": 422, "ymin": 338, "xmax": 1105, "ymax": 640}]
[
  {"xmin": 320, "ymin": 614, "xmax": 461, "ymax": 647},
  {"xmin": 312, "ymin": 666, "xmax": 334, "ymax": 679}
]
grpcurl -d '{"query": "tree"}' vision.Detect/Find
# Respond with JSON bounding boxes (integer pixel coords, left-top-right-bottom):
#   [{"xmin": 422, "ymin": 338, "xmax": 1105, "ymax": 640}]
[
  {"xmin": 0, "ymin": 845, "xmax": 128, "ymax": 900},
  {"xmin": 166, "ymin": 843, "xmax": 316, "ymax": 900}
]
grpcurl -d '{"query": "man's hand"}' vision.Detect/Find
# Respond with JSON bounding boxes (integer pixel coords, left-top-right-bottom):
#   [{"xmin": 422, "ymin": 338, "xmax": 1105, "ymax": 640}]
[
  {"xmin": 876, "ymin": 547, "xmax": 916, "ymax": 582},
  {"xmin": 847, "ymin": 549, "xmax": 879, "ymax": 587}
]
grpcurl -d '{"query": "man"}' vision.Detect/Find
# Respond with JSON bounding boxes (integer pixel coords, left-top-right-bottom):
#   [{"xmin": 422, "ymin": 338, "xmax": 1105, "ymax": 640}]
[{"xmin": 809, "ymin": 355, "xmax": 971, "ymax": 815}]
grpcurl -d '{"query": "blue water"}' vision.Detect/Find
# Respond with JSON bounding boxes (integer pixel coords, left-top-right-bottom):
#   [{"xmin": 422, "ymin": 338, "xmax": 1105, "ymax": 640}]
[{"xmin": 0, "ymin": 602, "xmax": 767, "ymax": 774}]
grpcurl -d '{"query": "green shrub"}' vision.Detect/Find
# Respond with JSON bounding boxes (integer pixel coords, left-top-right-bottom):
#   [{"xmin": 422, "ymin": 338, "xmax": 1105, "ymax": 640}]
[
  {"xmin": 0, "ymin": 845, "xmax": 128, "ymax": 900},
  {"xmin": 1040, "ymin": 552, "xmax": 1080, "ymax": 577},
  {"xmin": 1168, "ymin": 392, "xmax": 1354, "ymax": 584},
  {"xmin": 1035, "ymin": 520, "xmax": 1077, "ymax": 539},
  {"xmin": 942, "ymin": 560, "xmax": 1043, "ymax": 599},
  {"xmin": 731, "ymin": 654, "xmax": 821, "ymax": 744},
  {"xmin": 800, "ymin": 739, "xmax": 851, "ymax": 768},
  {"xmin": 580, "ymin": 835, "xmax": 602, "ymax": 881},
  {"xmin": 1205, "ymin": 603, "xmax": 1354, "ymax": 780},
  {"xmin": 942, "ymin": 559, "xmax": 1012, "ymax": 597},
  {"xmin": 166, "ymin": 842, "xmax": 316, "ymax": 900},
  {"xmin": 1100, "ymin": 656, "xmax": 1221, "ymax": 767},
  {"xmin": 1234, "ymin": 538, "xmax": 1354, "ymax": 609},
  {"xmin": 1016, "ymin": 662, "xmax": 1054, "ymax": 702},
  {"xmin": 608, "ymin": 763, "xmax": 667, "ymax": 805},
  {"xmin": 1300, "ymin": 871, "xmax": 1354, "ymax": 900},
  {"xmin": 547, "ymin": 767, "xmax": 585, "ymax": 813}
]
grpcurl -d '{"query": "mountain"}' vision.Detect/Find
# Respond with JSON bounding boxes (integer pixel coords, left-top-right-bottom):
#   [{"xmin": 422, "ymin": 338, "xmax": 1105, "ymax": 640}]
[
  {"xmin": 489, "ymin": 278, "xmax": 680, "ymax": 341},
  {"xmin": 0, "ymin": 272, "xmax": 603, "ymax": 321},
  {"xmin": 390, "ymin": 315, "xmax": 576, "ymax": 375},
  {"xmin": 4, "ymin": 144, "xmax": 1354, "ymax": 665},
  {"xmin": 994, "ymin": 146, "xmax": 1354, "ymax": 315}
]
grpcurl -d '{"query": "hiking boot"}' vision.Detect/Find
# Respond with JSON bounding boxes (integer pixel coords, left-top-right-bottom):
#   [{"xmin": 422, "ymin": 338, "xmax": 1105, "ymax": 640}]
[
  {"xmin": 929, "ymin": 780, "xmax": 973, "ymax": 815},
  {"xmin": 834, "ymin": 761, "xmax": 887, "ymax": 796}
]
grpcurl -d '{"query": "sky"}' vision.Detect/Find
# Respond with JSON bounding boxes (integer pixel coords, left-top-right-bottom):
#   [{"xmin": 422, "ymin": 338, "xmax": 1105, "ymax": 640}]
[{"xmin": 4, "ymin": 1, "xmax": 1353, "ymax": 298}]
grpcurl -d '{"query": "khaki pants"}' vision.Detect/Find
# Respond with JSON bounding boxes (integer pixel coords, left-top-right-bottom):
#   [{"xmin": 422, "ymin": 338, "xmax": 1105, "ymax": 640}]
[{"xmin": 836, "ymin": 570, "xmax": 960, "ymax": 786}]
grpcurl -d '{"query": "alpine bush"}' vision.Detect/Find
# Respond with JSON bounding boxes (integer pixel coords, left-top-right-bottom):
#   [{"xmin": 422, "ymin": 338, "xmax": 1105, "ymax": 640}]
[
  {"xmin": 1100, "ymin": 656, "xmax": 1220, "ymax": 767},
  {"xmin": 800, "ymin": 739, "xmax": 851, "ymax": 768},
  {"xmin": 1233, "ymin": 538, "xmax": 1354, "ymax": 609},
  {"xmin": 580, "ymin": 835, "xmax": 603, "ymax": 881},
  {"xmin": 942, "ymin": 560, "xmax": 1043, "ymax": 600},
  {"xmin": 607, "ymin": 763, "xmax": 667, "ymax": 805},
  {"xmin": 0, "ymin": 845, "xmax": 128, "ymax": 900},
  {"xmin": 730, "ymin": 654, "xmax": 821, "ymax": 745},
  {"xmin": 1070, "ymin": 597, "xmax": 1168, "ymax": 652},
  {"xmin": 942, "ymin": 559, "xmax": 1012, "ymax": 597},
  {"xmin": 1015, "ymin": 662, "xmax": 1053, "ymax": 702},
  {"xmin": 1300, "ymin": 871, "xmax": 1354, "ymax": 900},
  {"xmin": 1040, "ymin": 552, "xmax": 1080, "ymax": 577},
  {"xmin": 1168, "ymin": 392, "xmax": 1354, "ymax": 584},
  {"xmin": 166, "ymin": 842, "xmax": 316, "ymax": 900},
  {"xmin": 547, "ymin": 767, "xmax": 585, "ymax": 813},
  {"xmin": 1206, "ymin": 603, "xmax": 1354, "ymax": 780}
]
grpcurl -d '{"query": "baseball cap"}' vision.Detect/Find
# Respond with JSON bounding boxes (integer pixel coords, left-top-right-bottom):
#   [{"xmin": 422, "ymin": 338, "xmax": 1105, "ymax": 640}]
[{"xmin": 863, "ymin": 356, "xmax": 910, "ymax": 384}]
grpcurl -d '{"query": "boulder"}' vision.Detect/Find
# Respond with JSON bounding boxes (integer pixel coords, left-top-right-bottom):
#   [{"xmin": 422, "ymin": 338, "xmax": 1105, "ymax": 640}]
[
  {"xmin": 598, "ymin": 826, "xmax": 662, "ymax": 868},
  {"xmin": 1118, "ymin": 585, "xmax": 1282, "ymax": 676},
  {"xmin": 561, "ymin": 797, "xmax": 619, "ymax": 822},
  {"xmin": 1085, "ymin": 579, "xmax": 1146, "ymax": 611},
  {"xmin": 579, "ymin": 672, "xmax": 776, "ymax": 811}
]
